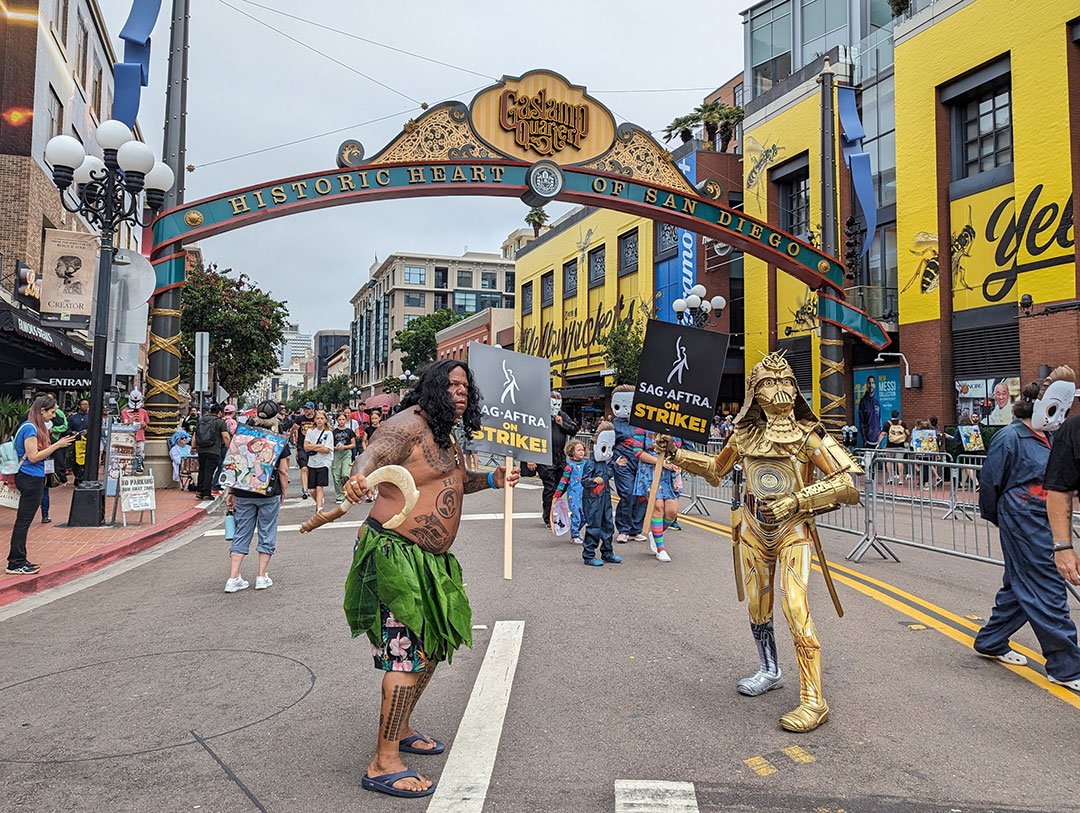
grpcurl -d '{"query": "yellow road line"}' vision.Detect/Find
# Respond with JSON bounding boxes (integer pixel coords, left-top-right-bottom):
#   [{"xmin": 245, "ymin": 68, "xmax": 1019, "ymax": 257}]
[
  {"xmin": 676, "ymin": 513, "xmax": 1078, "ymax": 711},
  {"xmin": 743, "ymin": 756, "xmax": 777, "ymax": 776}
]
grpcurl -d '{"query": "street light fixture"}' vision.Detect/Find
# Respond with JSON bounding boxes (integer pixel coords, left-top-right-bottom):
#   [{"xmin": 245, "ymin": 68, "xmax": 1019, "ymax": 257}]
[
  {"xmin": 44, "ymin": 121, "xmax": 175, "ymax": 526},
  {"xmin": 873, "ymin": 351, "xmax": 922, "ymax": 389},
  {"xmin": 673, "ymin": 284, "xmax": 727, "ymax": 329}
]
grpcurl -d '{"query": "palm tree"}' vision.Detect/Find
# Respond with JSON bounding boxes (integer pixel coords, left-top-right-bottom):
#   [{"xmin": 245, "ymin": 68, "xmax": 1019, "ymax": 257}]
[
  {"xmin": 524, "ymin": 206, "xmax": 549, "ymax": 237},
  {"xmin": 694, "ymin": 101, "xmax": 744, "ymax": 152},
  {"xmin": 662, "ymin": 114, "xmax": 698, "ymax": 144}
]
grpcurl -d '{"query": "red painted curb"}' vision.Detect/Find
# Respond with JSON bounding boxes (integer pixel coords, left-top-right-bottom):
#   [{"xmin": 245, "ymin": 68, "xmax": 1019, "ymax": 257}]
[{"xmin": 0, "ymin": 506, "xmax": 211, "ymax": 608}]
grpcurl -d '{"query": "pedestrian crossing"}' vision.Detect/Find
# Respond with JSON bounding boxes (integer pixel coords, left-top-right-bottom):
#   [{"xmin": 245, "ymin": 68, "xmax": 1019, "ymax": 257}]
[
  {"xmin": 614, "ymin": 780, "xmax": 700, "ymax": 812},
  {"xmin": 202, "ymin": 512, "xmax": 544, "ymax": 537}
]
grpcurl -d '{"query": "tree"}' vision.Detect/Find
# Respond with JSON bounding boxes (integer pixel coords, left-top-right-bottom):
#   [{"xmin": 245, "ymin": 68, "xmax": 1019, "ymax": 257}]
[
  {"xmin": 391, "ymin": 309, "xmax": 463, "ymax": 373},
  {"xmin": 887, "ymin": 0, "xmax": 911, "ymax": 15},
  {"xmin": 283, "ymin": 374, "xmax": 352, "ymax": 411},
  {"xmin": 662, "ymin": 114, "xmax": 698, "ymax": 144},
  {"xmin": 524, "ymin": 206, "xmax": 549, "ymax": 237},
  {"xmin": 180, "ymin": 262, "xmax": 289, "ymax": 400},
  {"xmin": 381, "ymin": 375, "xmax": 406, "ymax": 395},
  {"xmin": 694, "ymin": 101, "xmax": 744, "ymax": 152},
  {"xmin": 597, "ymin": 312, "xmax": 645, "ymax": 386}
]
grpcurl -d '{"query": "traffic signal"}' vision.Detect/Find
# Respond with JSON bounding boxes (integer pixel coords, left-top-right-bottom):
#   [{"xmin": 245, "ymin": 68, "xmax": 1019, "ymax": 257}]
[
  {"xmin": 843, "ymin": 216, "xmax": 861, "ymax": 281},
  {"xmin": 15, "ymin": 260, "xmax": 39, "ymax": 302}
]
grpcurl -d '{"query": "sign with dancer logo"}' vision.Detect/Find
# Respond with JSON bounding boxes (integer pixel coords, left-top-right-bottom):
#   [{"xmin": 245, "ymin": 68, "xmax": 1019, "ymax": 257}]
[
  {"xmin": 467, "ymin": 342, "xmax": 552, "ymax": 465},
  {"xmin": 631, "ymin": 319, "xmax": 730, "ymax": 444}
]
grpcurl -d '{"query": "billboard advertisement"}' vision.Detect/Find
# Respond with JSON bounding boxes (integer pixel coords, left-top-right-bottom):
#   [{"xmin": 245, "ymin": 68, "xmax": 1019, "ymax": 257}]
[{"xmin": 854, "ymin": 365, "xmax": 901, "ymax": 447}]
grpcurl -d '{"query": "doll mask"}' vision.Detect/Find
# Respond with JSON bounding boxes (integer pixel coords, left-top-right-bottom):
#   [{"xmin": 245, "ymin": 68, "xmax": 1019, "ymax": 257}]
[
  {"xmin": 611, "ymin": 391, "xmax": 633, "ymax": 420},
  {"xmin": 1031, "ymin": 379, "xmax": 1075, "ymax": 432},
  {"xmin": 551, "ymin": 396, "xmax": 563, "ymax": 417},
  {"xmin": 593, "ymin": 429, "xmax": 615, "ymax": 462}
]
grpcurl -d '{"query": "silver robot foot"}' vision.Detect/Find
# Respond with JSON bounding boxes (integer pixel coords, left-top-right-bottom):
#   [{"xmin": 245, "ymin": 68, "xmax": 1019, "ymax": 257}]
[{"xmin": 737, "ymin": 669, "xmax": 784, "ymax": 696}]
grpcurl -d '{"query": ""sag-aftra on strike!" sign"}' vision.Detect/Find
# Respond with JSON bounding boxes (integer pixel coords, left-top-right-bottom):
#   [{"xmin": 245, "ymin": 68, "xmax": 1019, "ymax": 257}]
[
  {"xmin": 467, "ymin": 342, "xmax": 553, "ymax": 466},
  {"xmin": 630, "ymin": 319, "xmax": 730, "ymax": 444}
]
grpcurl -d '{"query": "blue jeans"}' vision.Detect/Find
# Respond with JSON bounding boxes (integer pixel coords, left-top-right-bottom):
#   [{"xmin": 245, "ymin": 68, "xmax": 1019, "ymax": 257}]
[
  {"xmin": 230, "ymin": 495, "xmax": 281, "ymax": 556},
  {"xmin": 613, "ymin": 460, "xmax": 645, "ymax": 536}
]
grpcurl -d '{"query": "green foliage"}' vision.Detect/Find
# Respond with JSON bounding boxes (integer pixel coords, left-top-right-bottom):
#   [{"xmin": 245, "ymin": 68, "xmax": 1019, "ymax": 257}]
[
  {"xmin": 597, "ymin": 312, "xmax": 645, "ymax": 386},
  {"xmin": 524, "ymin": 206, "xmax": 549, "ymax": 237},
  {"xmin": 180, "ymin": 262, "xmax": 289, "ymax": 400},
  {"xmin": 693, "ymin": 101, "xmax": 744, "ymax": 152},
  {"xmin": 887, "ymin": 0, "xmax": 911, "ymax": 16},
  {"xmin": 284, "ymin": 374, "xmax": 353, "ymax": 412},
  {"xmin": 0, "ymin": 396, "xmax": 30, "ymax": 442},
  {"xmin": 662, "ymin": 114, "xmax": 697, "ymax": 144},
  {"xmin": 391, "ymin": 309, "xmax": 464, "ymax": 373},
  {"xmin": 381, "ymin": 376, "xmax": 406, "ymax": 395}
]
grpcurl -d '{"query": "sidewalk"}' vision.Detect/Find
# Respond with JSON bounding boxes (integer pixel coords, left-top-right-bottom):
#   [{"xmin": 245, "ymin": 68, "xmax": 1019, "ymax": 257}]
[{"xmin": 0, "ymin": 481, "xmax": 219, "ymax": 607}]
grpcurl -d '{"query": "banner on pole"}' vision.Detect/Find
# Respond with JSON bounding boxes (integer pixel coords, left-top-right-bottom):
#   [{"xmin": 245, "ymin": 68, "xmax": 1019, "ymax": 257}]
[
  {"xmin": 630, "ymin": 319, "xmax": 729, "ymax": 444},
  {"xmin": 466, "ymin": 342, "xmax": 552, "ymax": 466},
  {"xmin": 39, "ymin": 230, "xmax": 98, "ymax": 329}
]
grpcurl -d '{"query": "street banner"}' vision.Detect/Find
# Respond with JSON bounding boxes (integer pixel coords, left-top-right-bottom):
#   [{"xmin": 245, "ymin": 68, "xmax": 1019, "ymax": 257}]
[
  {"xmin": 466, "ymin": 342, "xmax": 552, "ymax": 466},
  {"xmin": 630, "ymin": 319, "xmax": 730, "ymax": 445},
  {"xmin": 467, "ymin": 341, "xmax": 551, "ymax": 580},
  {"xmin": 854, "ymin": 365, "xmax": 901, "ymax": 447},
  {"xmin": 39, "ymin": 229, "xmax": 98, "ymax": 329}
]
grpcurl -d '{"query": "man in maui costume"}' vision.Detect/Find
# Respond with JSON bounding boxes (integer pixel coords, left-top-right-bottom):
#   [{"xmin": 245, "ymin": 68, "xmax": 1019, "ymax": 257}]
[
  {"xmin": 655, "ymin": 351, "xmax": 860, "ymax": 732},
  {"xmin": 611, "ymin": 385, "xmax": 647, "ymax": 543},
  {"xmin": 342, "ymin": 360, "xmax": 519, "ymax": 798}
]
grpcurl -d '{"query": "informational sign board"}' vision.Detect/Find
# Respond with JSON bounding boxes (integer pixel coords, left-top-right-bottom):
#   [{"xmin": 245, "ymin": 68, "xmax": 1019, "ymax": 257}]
[
  {"xmin": 105, "ymin": 421, "xmax": 137, "ymax": 496},
  {"xmin": 630, "ymin": 320, "xmax": 730, "ymax": 444},
  {"xmin": 220, "ymin": 424, "xmax": 288, "ymax": 494},
  {"xmin": 467, "ymin": 342, "xmax": 552, "ymax": 466},
  {"xmin": 120, "ymin": 474, "xmax": 157, "ymax": 512}
]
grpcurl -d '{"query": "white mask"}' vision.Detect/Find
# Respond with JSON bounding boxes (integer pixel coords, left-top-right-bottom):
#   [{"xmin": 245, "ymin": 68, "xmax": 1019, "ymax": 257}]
[
  {"xmin": 551, "ymin": 397, "xmax": 562, "ymax": 416},
  {"xmin": 611, "ymin": 392, "xmax": 633, "ymax": 420},
  {"xmin": 1031, "ymin": 380, "xmax": 1075, "ymax": 431},
  {"xmin": 593, "ymin": 429, "xmax": 615, "ymax": 462}
]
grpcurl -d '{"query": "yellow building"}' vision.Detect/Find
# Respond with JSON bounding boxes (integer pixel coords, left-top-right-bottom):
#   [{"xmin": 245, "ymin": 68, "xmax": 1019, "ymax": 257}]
[
  {"xmin": 515, "ymin": 206, "xmax": 656, "ymax": 406},
  {"xmin": 894, "ymin": 0, "xmax": 1080, "ymax": 421}
]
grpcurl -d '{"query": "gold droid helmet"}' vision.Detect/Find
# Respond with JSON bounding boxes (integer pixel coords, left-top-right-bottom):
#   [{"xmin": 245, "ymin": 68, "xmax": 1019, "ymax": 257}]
[{"xmin": 734, "ymin": 351, "xmax": 818, "ymax": 431}]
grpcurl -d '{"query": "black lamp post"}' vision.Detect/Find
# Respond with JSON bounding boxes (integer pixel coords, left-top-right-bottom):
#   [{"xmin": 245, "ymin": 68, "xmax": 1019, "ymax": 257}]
[
  {"xmin": 672, "ymin": 284, "xmax": 727, "ymax": 328},
  {"xmin": 44, "ymin": 121, "xmax": 175, "ymax": 526}
]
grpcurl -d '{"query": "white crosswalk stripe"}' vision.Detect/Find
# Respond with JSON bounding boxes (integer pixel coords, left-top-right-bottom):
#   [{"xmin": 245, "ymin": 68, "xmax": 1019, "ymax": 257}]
[
  {"xmin": 203, "ymin": 512, "xmax": 544, "ymax": 536},
  {"xmin": 614, "ymin": 780, "xmax": 700, "ymax": 812}
]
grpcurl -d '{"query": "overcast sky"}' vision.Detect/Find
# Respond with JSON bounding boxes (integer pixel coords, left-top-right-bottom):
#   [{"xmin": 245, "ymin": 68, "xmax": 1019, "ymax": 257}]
[{"xmin": 98, "ymin": 0, "xmax": 745, "ymax": 335}]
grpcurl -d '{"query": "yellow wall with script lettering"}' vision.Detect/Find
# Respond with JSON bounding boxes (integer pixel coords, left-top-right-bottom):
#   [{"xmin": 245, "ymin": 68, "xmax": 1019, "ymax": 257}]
[
  {"xmin": 742, "ymin": 91, "xmax": 831, "ymax": 411},
  {"xmin": 516, "ymin": 208, "xmax": 655, "ymax": 381},
  {"xmin": 895, "ymin": 0, "xmax": 1078, "ymax": 324}
]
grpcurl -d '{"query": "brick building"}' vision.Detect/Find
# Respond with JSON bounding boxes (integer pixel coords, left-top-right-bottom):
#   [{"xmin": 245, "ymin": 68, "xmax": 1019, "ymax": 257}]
[{"xmin": 435, "ymin": 307, "xmax": 515, "ymax": 362}]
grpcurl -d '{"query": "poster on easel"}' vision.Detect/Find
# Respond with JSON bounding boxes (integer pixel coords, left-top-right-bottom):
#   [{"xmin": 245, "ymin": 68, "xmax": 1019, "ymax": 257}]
[
  {"xmin": 117, "ymin": 473, "xmax": 157, "ymax": 526},
  {"xmin": 106, "ymin": 421, "xmax": 137, "ymax": 496}
]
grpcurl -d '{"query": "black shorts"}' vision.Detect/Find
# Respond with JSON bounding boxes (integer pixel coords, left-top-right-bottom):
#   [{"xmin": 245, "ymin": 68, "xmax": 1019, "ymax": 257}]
[
  {"xmin": 296, "ymin": 449, "xmax": 309, "ymax": 468},
  {"xmin": 307, "ymin": 466, "xmax": 329, "ymax": 487}
]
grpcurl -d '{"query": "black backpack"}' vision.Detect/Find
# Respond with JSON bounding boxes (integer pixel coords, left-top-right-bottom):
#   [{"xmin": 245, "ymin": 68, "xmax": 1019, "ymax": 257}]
[{"xmin": 196, "ymin": 415, "xmax": 219, "ymax": 448}]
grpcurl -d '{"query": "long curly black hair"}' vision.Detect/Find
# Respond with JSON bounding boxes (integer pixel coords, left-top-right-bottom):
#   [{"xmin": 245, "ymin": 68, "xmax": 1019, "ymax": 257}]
[{"xmin": 399, "ymin": 359, "xmax": 483, "ymax": 449}]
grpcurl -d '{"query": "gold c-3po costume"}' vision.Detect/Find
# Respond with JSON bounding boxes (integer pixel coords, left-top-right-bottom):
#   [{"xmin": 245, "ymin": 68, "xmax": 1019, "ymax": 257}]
[{"xmin": 656, "ymin": 352, "xmax": 860, "ymax": 732}]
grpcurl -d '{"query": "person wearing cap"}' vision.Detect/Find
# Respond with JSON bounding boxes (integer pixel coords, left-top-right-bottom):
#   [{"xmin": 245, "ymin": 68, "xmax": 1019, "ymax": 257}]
[
  {"xmin": 290, "ymin": 402, "xmax": 317, "ymax": 499},
  {"xmin": 121, "ymin": 389, "xmax": 150, "ymax": 474},
  {"xmin": 225, "ymin": 400, "xmax": 290, "ymax": 593}
]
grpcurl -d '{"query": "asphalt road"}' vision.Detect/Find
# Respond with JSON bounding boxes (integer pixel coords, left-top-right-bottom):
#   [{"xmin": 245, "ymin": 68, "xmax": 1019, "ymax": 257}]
[{"xmin": 0, "ymin": 469, "xmax": 1077, "ymax": 813}]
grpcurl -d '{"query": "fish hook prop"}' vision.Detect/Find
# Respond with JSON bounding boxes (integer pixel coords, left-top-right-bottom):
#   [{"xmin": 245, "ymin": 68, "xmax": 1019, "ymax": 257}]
[{"xmin": 299, "ymin": 465, "xmax": 419, "ymax": 533}]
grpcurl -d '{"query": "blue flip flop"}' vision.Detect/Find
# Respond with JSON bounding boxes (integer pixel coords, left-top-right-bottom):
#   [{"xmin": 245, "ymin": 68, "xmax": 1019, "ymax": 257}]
[
  {"xmin": 361, "ymin": 768, "xmax": 436, "ymax": 798},
  {"xmin": 399, "ymin": 732, "xmax": 446, "ymax": 755}
]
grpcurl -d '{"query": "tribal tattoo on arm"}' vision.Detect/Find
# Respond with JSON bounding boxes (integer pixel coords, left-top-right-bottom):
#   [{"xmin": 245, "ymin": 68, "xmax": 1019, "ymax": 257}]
[
  {"xmin": 462, "ymin": 470, "xmax": 490, "ymax": 493},
  {"xmin": 351, "ymin": 413, "xmax": 422, "ymax": 477}
]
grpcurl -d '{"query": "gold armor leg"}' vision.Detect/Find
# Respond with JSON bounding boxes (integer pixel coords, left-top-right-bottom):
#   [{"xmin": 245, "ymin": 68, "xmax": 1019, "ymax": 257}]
[
  {"xmin": 738, "ymin": 534, "xmax": 784, "ymax": 696},
  {"xmin": 778, "ymin": 540, "xmax": 828, "ymax": 732}
]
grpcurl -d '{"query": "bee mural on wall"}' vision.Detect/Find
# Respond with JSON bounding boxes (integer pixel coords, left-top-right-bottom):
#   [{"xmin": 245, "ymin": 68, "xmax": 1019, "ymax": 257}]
[
  {"xmin": 744, "ymin": 136, "xmax": 785, "ymax": 208},
  {"xmin": 950, "ymin": 207, "xmax": 976, "ymax": 292},
  {"xmin": 784, "ymin": 286, "xmax": 818, "ymax": 336},
  {"xmin": 903, "ymin": 210, "xmax": 977, "ymax": 295}
]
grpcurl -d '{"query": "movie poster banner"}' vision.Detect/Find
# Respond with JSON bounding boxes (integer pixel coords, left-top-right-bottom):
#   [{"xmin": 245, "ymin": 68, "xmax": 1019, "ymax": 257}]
[
  {"xmin": 630, "ymin": 319, "xmax": 730, "ymax": 445},
  {"xmin": 854, "ymin": 365, "xmax": 902, "ymax": 447},
  {"xmin": 467, "ymin": 342, "xmax": 552, "ymax": 466},
  {"xmin": 39, "ymin": 229, "xmax": 98, "ymax": 329}
]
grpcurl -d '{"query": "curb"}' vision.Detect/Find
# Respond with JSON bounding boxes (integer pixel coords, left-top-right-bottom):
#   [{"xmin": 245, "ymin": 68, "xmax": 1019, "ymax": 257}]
[{"xmin": 0, "ymin": 498, "xmax": 220, "ymax": 608}]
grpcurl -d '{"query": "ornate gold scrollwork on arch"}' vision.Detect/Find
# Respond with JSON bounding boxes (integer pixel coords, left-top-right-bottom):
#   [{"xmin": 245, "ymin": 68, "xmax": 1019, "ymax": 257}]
[
  {"xmin": 583, "ymin": 124, "xmax": 696, "ymax": 196},
  {"xmin": 367, "ymin": 104, "xmax": 492, "ymax": 165}
]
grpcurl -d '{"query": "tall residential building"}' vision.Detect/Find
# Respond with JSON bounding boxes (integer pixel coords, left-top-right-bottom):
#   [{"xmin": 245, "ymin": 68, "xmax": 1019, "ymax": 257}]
[
  {"xmin": 351, "ymin": 249, "xmax": 515, "ymax": 395},
  {"xmin": 313, "ymin": 329, "xmax": 349, "ymax": 386},
  {"xmin": 278, "ymin": 322, "xmax": 312, "ymax": 367}
]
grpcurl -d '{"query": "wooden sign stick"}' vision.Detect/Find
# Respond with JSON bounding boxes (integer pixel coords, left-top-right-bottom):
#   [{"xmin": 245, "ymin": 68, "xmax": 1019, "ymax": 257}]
[
  {"xmin": 503, "ymin": 455, "xmax": 514, "ymax": 580},
  {"xmin": 640, "ymin": 449, "xmax": 667, "ymax": 538}
]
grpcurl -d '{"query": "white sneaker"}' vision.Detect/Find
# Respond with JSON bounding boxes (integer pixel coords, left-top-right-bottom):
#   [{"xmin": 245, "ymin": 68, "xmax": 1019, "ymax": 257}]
[
  {"xmin": 649, "ymin": 535, "xmax": 658, "ymax": 553},
  {"xmin": 656, "ymin": 549, "xmax": 671, "ymax": 562},
  {"xmin": 224, "ymin": 576, "xmax": 249, "ymax": 593},
  {"xmin": 571, "ymin": 536, "xmax": 583, "ymax": 545},
  {"xmin": 255, "ymin": 575, "xmax": 273, "ymax": 590},
  {"xmin": 1049, "ymin": 675, "xmax": 1080, "ymax": 692},
  {"xmin": 616, "ymin": 534, "xmax": 628, "ymax": 543},
  {"xmin": 632, "ymin": 534, "xmax": 648, "ymax": 542}
]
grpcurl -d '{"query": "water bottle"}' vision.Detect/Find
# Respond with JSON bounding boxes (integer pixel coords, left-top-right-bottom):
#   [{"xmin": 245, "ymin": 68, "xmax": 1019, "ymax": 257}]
[{"xmin": 225, "ymin": 510, "xmax": 236, "ymax": 541}]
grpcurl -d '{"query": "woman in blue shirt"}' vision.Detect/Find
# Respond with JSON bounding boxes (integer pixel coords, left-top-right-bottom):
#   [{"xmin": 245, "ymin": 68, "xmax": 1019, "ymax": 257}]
[{"xmin": 7, "ymin": 395, "xmax": 73, "ymax": 575}]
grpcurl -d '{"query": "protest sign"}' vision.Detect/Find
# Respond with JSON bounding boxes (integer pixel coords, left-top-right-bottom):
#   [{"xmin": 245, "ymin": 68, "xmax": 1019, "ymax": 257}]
[
  {"xmin": 467, "ymin": 342, "xmax": 552, "ymax": 466},
  {"xmin": 467, "ymin": 342, "xmax": 552, "ymax": 580},
  {"xmin": 630, "ymin": 319, "xmax": 730, "ymax": 445}
]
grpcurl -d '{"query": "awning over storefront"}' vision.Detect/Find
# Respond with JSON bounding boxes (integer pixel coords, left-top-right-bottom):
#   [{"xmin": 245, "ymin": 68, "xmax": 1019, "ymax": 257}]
[
  {"xmin": 0, "ymin": 301, "xmax": 92, "ymax": 363},
  {"xmin": 0, "ymin": 302, "xmax": 91, "ymax": 394}
]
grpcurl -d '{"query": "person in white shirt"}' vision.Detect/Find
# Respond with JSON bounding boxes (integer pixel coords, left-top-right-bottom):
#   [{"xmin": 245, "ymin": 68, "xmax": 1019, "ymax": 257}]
[{"xmin": 303, "ymin": 410, "xmax": 334, "ymax": 512}]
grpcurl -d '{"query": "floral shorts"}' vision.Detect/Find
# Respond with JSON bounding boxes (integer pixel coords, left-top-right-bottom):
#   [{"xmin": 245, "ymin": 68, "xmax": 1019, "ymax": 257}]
[{"xmin": 371, "ymin": 603, "xmax": 430, "ymax": 672}]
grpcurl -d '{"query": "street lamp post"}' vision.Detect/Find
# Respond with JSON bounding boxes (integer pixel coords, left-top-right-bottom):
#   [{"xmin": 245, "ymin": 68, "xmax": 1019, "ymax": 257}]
[
  {"xmin": 672, "ymin": 284, "xmax": 727, "ymax": 328},
  {"xmin": 44, "ymin": 121, "xmax": 175, "ymax": 526}
]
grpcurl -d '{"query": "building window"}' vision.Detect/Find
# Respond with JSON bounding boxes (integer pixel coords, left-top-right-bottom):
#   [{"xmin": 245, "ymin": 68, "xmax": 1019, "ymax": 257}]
[
  {"xmin": 457, "ymin": 269, "xmax": 473, "ymax": 288},
  {"xmin": 588, "ymin": 246, "xmax": 606, "ymax": 289},
  {"xmin": 47, "ymin": 86, "xmax": 64, "ymax": 142},
  {"xmin": 504, "ymin": 295, "xmax": 515, "ymax": 309},
  {"xmin": 801, "ymin": 0, "xmax": 847, "ymax": 64},
  {"xmin": 75, "ymin": 14, "xmax": 88, "ymax": 87},
  {"xmin": 53, "ymin": 0, "xmax": 69, "ymax": 43},
  {"xmin": 403, "ymin": 314, "xmax": 420, "ymax": 329},
  {"xmin": 479, "ymin": 292, "xmax": 502, "ymax": 310},
  {"xmin": 540, "ymin": 270, "xmax": 554, "ymax": 307},
  {"xmin": 434, "ymin": 292, "xmax": 448, "ymax": 310},
  {"xmin": 522, "ymin": 281, "xmax": 533, "ymax": 315},
  {"xmin": 92, "ymin": 58, "xmax": 103, "ymax": 119},
  {"xmin": 404, "ymin": 291, "xmax": 425, "ymax": 308},
  {"xmin": 481, "ymin": 271, "xmax": 498, "ymax": 290},
  {"xmin": 777, "ymin": 170, "xmax": 811, "ymax": 239},
  {"xmin": 434, "ymin": 266, "xmax": 448, "ymax": 289},
  {"xmin": 504, "ymin": 270, "xmax": 515, "ymax": 293},
  {"xmin": 618, "ymin": 229, "xmax": 638, "ymax": 277},
  {"xmin": 656, "ymin": 222, "xmax": 679, "ymax": 258},
  {"xmin": 563, "ymin": 259, "xmax": 577, "ymax": 297},
  {"xmin": 750, "ymin": 1, "xmax": 792, "ymax": 97},
  {"xmin": 957, "ymin": 80, "xmax": 1012, "ymax": 178},
  {"xmin": 453, "ymin": 291, "xmax": 478, "ymax": 314},
  {"xmin": 404, "ymin": 265, "xmax": 425, "ymax": 285},
  {"xmin": 860, "ymin": 78, "xmax": 896, "ymax": 208}
]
